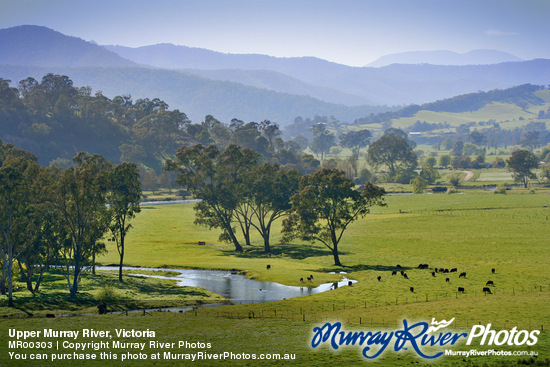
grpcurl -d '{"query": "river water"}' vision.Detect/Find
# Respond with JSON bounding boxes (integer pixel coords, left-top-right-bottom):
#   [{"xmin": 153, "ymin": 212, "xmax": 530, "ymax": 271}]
[{"xmin": 97, "ymin": 266, "xmax": 355, "ymax": 304}]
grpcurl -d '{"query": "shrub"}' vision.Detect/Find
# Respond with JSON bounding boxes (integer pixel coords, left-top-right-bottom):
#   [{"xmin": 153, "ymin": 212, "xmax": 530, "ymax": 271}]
[
  {"xmin": 494, "ymin": 184, "xmax": 507, "ymax": 194},
  {"xmin": 95, "ymin": 286, "xmax": 117, "ymax": 302}
]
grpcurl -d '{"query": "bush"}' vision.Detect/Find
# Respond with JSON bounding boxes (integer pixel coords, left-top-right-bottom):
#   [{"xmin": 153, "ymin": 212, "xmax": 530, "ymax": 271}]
[
  {"xmin": 95, "ymin": 286, "xmax": 117, "ymax": 302},
  {"xmin": 447, "ymin": 173, "xmax": 461, "ymax": 187},
  {"xmin": 410, "ymin": 176, "xmax": 429, "ymax": 194},
  {"xmin": 494, "ymin": 184, "xmax": 507, "ymax": 194}
]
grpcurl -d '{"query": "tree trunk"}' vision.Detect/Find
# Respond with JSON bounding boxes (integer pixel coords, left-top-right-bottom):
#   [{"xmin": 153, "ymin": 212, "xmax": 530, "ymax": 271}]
[
  {"xmin": 332, "ymin": 247, "xmax": 342, "ymax": 267},
  {"xmin": 227, "ymin": 229, "xmax": 243, "ymax": 252},
  {"xmin": 118, "ymin": 235, "xmax": 124, "ymax": 282},
  {"xmin": 263, "ymin": 234, "xmax": 271, "ymax": 253}
]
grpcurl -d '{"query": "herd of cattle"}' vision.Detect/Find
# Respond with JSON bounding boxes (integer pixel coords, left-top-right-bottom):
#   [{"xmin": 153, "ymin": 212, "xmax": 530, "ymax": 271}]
[
  {"xmin": 266, "ymin": 263, "xmax": 497, "ymax": 295},
  {"xmin": 388, "ymin": 264, "xmax": 497, "ymax": 295}
]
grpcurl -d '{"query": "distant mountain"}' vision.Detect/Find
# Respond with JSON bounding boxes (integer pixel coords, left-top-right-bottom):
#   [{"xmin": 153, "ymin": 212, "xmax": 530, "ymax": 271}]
[
  {"xmin": 0, "ymin": 25, "xmax": 135, "ymax": 67},
  {"xmin": 367, "ymin": 49, "xmax": 523, "ymax": 67},
  {"xmin": 106, "ymin": 43, "xmax": 549, "ymax": 106}
]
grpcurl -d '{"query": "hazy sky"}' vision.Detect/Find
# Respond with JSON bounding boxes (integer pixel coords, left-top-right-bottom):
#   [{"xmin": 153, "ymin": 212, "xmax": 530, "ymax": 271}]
[{"xmin": 1, "ymin": 0, "xmax": 548, "ymax": 66}]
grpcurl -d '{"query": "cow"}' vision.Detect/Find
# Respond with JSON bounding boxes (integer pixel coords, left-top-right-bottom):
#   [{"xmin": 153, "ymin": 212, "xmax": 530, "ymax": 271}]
[
  {"xmin": 300, "ymin": 278, "xmax": 304, "ymax": 282},
  {"xmin": 486, "ymin": 280, "xmax": 494, "ymax": 286},
  {"xmin": 348, "ymin": 281, "xmax": 353, "ymax": 286},
  {"xmin": 431, "ymin": 271, "xmax": 436, "ymax": 277},
  {"xmin": 392, "ymin": 270, "xmax": 397, "ymax": 275},
  {"xmin": 198, "ymin": 241, "xmax": 206, "ymax": 246},
  {"xmin": 377, "ymin": 276, "xmax": 382, "ymax": 281},
  {"xmin": 444, "ymin": 268, "xmax": 449, "ymax": 273},
  {"xmin": 434, "ymin": 268, "xmax": 439, "ymax": 273},
  {"xmin": 492, "ymin": 268, "xmax": 496, "ymax": 274},
  {"xmin": 458, "ymin": 287, "xmax": 465, "ymax": 293},
  {"xmin": 400, "ymin": 270, "xmax": 405, "ymax": 276},
  {"xmin": 459, "ymin": 272, "xmax": 466, "ymax": 278},
  {"xmin": 396, "ymin": 264, "xmax": 402, "ymax": 269},
  {"xmin": 450, "ymin": 268, "xmax": 457, "ymax": 273},
  {"xmin": 410, "ymin": 287, "xmax": 414, "ymax": 293},
  {"xmin": 403, "ymin": 273, "xmax": 409, "ymax": 279},
  {"xmin": 307, "ymin": 276, "xmax": 312, "ymax": 282},
  {"xmin": 483, "ymin": 287, "xmax": 492, "ymax": 294},
  {"xmin": 445, "ymin": 277, "xmax": 450, "ymax": 283},
  {"xmin": 266, "ymin": 264, "xmax": 271, "ymax": 270},
  {"xmin": 310, "ymin": 274, "xmax": 314, "ymax": 280}
]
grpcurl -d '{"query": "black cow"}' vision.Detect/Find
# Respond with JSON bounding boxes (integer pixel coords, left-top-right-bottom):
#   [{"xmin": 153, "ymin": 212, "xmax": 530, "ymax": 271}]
[
  {"xmin": 431, "ymin": 271, "xmax": 436, "ymax": 277},
  {"xmin": 458, "ymin": 287, "xmax": 465, "ymax": 293},
  {"xmin": 266, "ymin": 264, "xmax": 271, "ymax": 270},
  {"xmin": 392, "ymin": 270, "xmax": 397, "ymax": 275},
  {"xmin": 486, "ymin": 280, "xmax": 494, "ymax": 286},
  {"xmin": 483, "ymin": 287, "xmax": 492, "ymax": 294},
  {"xmin": 410, "ymin": 287, "xmax": 414, "ymax": 293},
  {"xmin": 377, "ymin": 276, "xmax": 382, "ymax": 281},
  {"xmin": 450, "ymin": 268, "xmax": 457, "ymax": 273},
  {"xmin": 403, "ymin": 273, "xmax": 409, "ymax": 279},
  {"xmin": 492, "ymin": 268, "xmax": 496, "ymax": 274},
  {"xmin": 446, "ymin": 278, "xmax": 450, "ymax": 283},
  {"xmin": 459, "ymin": 272, "xmax": 466, "ymax": 278}
]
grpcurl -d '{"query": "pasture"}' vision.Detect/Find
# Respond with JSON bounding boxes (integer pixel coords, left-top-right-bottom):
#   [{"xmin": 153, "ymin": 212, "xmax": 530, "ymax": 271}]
[{"xmin": 1, "ymin": 190, "xmax": 549, "ymax": 366}]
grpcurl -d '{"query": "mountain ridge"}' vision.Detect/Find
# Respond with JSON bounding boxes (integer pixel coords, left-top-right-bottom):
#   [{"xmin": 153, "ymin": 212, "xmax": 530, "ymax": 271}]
[{"xmin": 367, "ymin": 49, "xmax": 523, "ymax": 67}]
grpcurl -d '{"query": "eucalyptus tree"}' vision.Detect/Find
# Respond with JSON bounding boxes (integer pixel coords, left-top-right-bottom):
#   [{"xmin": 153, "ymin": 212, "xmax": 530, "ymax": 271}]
[
  {"xmin": 109, "ymin": 162, "xmax": 142, "ymax": 282},
  {"xmin": 0, "ymin": 155, "xmax": 39, "ymax": 306},
  {"xmin": 246, "ymin": 163, "xmax": 301, "ymax": 253},
  {"xmin": 165, "ymin": 144, "xmax": 260, "ymax": 252},
  {"xmin": 283, "ymin": 169, "xmax": 386, "ymax": 266},
  {"xmin": 506, "ymin": 149, "xmax": 539, "ymax": 188},
  {"xmin": 55, "ymin": 152, "xmax": 112, "ymax": 297}
]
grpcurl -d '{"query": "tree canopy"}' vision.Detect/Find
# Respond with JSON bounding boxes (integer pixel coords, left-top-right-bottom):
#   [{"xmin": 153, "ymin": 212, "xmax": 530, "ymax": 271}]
[{"xmin": 283, "ymin": 169, "xmax": 386, "ymax": 266}]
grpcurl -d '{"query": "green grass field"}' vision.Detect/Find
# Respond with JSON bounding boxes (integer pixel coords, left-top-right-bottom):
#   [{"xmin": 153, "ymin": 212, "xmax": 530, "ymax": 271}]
[{"xmin": 1, "ymin": 191, "xmax": 549, "ymax": 366}]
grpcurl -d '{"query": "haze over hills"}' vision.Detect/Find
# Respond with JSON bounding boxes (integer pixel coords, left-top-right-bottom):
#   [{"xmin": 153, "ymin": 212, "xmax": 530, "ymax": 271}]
[
  {"xmin": 367, "ymin": 49, "xmax": 523, "ymax": 67},
  {"xmin": 1, "ymin": 25, "xmax": 549, "ymax": 124},
  {"xmin": 105, "ymin": 42, "xmax": 550, "ymax": 106}
]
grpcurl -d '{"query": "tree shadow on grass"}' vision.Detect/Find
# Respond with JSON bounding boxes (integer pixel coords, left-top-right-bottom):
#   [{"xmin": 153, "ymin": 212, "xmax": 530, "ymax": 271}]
[{"xmin": 221, "ymin": 242, "xmax": 347, "ymax": 260}]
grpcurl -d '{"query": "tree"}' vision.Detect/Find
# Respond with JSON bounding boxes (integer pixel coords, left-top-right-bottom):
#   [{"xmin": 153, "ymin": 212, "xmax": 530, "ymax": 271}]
[
  {"xmin": 0, "ymin": 155, "xmax": 39, "ymax": 306},
  {"xmin": 506, "ymin": 150, "xmax": 539, "ymax": 188},
  {"xmin": 539, "ymin": 162, "xmax": 550, "ymax": 183},
  {"xmin": 411, "ymin": 176, "xmax": 429, "ymax": 194},
  {"xmin": 439, "ymin": 155, "xmax": 451, "ymax": 167},
  {"xmin": 309, "ymin": 124, "xmax": 336, "ymax": 160},
  {"xmin": 419, "ymin": 163, "xmax": 440, "ymax": 184},
  {"xmin": 283, "ymin": 169, "xmax": 386, "ymax": 266},
  {"xmin": 451, "ymin": 141, "xmax": 464, "ymax": 156},
  {"xmin": 367, "ymin": 135, "xmax": 417, "ymax": 181},
  {"xmin": 109, "ymin": 163, "xmax": 141, "ymax": 282},
  {"xmin": 247, "ymin": 164, "xmax": 301, "ymax": 253},
  {"xmin": 340, "ymin": 129, "xmax": 372, "ymax": 159},
  {"xmin": 339, "ymin": 129, "xmax": 372, "ymax": 177},
  {"xmin": 55, "ymin": 153, "xmax": 112, "ymax": 297},
  {"xmin": 165, "ymin": 144, "xmax": 260, "ymax": 252}
]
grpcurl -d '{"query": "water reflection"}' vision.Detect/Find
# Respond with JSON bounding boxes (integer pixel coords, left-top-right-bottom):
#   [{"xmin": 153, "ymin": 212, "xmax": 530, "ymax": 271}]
[{"xmin": 97, "ymin": 266, "xmax": 356, "ymax": 303}]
